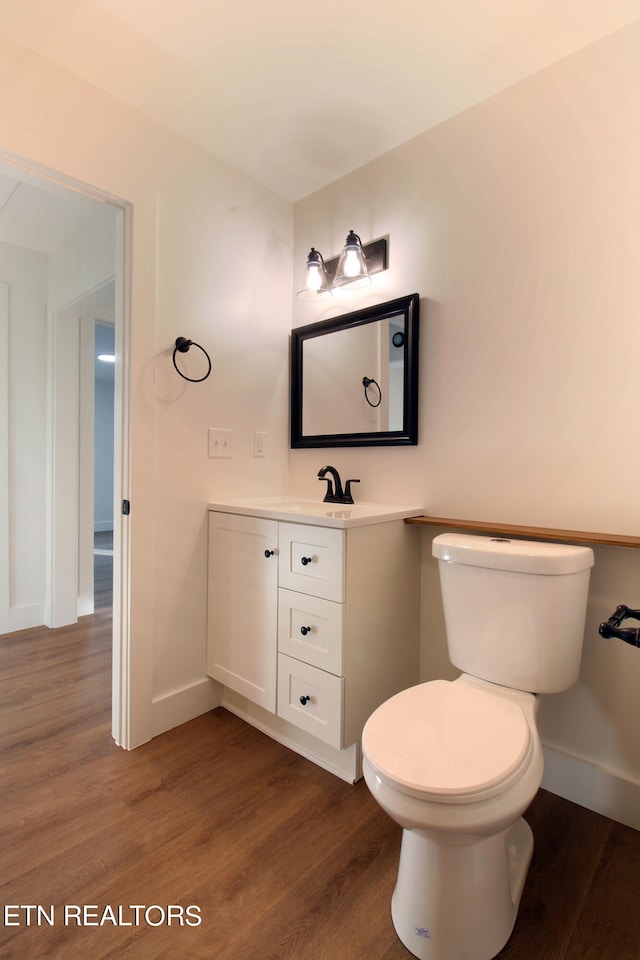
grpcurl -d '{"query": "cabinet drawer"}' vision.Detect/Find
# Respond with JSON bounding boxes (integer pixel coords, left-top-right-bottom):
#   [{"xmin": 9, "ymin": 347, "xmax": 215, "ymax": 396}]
[
  {"xmin": 278, "ymin": 589, "xmax": 344, "ymax": 676},
  {"xmin": 277, "ymin": 654, "xmax": 343, "ymax": 749},
  {"xmin": 278, "ymin": 523, "xmax": 344, "ymax": 601}
]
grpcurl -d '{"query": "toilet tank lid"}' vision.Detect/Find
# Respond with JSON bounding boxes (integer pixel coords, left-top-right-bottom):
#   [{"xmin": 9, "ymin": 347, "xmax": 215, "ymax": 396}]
[{"xmin": 432, "ymin": 533, "xmax": 594, "ymax": 575}]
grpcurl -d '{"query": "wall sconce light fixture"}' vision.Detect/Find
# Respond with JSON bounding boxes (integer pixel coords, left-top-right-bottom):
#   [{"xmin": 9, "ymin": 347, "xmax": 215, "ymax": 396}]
[{"xmin": 297, "ymin": 230, "xmax": 388, "ymax": 300}]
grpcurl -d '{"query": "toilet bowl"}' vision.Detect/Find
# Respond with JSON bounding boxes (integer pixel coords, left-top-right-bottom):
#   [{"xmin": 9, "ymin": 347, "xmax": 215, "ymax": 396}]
[
  {"xmin": 362, "ymin": 674, "xmax": 543, "ymax": 960},
  {"xmin": 362, "ymin": 533, "xmax": 594, "ymax": 960}
]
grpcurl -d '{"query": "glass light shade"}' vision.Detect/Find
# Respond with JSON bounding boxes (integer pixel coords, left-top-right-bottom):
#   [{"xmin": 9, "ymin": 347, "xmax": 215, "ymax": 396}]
[
  {"xmin": 333, "ymin": 230, "xmax": 371, "ymax": 288},
  {"xmin": 297, "ymin": 247, "xmax": 332, "ymax": 301}
]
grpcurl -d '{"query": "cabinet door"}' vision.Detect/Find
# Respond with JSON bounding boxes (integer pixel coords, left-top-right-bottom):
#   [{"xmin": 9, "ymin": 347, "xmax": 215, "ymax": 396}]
[{"xmin": 207, "ymin": 512, "xmax": 278, "ymax": 712}]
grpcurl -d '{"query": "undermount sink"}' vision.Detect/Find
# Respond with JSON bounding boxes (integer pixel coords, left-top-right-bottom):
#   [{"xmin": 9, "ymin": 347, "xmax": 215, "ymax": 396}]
[{"xmin": 207, "ymin": 497, "xmax": 423, "ymax": 528}]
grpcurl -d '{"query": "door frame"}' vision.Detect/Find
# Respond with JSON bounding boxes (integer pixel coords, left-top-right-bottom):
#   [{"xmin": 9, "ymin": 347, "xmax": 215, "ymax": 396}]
[{"xmin": 0, "ymin": 152, "xmax": 132, "ymax": 748}]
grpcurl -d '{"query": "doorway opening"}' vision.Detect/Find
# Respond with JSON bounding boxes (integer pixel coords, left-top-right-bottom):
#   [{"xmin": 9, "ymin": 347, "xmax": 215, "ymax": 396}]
[{"xmin": 0, "ymin": 153, "xmax": 130, "ymax": 744}]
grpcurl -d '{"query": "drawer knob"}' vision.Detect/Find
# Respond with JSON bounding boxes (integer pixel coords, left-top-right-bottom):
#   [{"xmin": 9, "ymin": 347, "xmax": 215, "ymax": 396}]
[
  {"xmin": 264, "ymin": 549, "xmax": 275, "ymax": 558},
  {"xmin": 299, "ymin": 695, "xmax": 311, "ymax": 705},
  {"xmin": 300, "ymin": 625, "xmax": 312, "ymax": 636},
  {"xmin": 301, "ymin": 556, "xmax": 313, "ymax": 566}
]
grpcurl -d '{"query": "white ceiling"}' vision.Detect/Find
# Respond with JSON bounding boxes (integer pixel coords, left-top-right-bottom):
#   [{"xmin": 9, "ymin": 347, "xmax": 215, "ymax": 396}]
[{"xmin": 1, "ymin": 1, "xmax": 639, "ymax": 200}]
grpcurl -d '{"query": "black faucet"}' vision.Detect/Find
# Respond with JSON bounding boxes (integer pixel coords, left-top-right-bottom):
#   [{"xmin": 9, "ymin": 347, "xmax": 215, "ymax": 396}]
[{"xmin": 317, "ymin": 465, "xmax": 360, "ymax": 505}]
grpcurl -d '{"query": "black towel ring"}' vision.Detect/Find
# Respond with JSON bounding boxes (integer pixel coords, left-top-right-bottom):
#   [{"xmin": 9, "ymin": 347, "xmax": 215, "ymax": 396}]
[
  {"xmin": 362, "ymin": 376, "xmax": 382, "ymax": 408},
  {"xmin": 172, "ymin": 337, "xmax": 212, "ymax": 383}
]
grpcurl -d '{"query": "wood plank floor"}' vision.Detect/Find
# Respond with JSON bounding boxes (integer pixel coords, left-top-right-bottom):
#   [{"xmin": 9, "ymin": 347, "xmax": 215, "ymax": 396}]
[{"xmin": 1, "ymin": 602, "xmax": 639, "ymax": 959}]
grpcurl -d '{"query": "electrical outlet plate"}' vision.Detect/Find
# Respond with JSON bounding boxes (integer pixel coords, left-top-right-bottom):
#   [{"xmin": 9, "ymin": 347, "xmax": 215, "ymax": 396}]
[{"xmin": 208, "ymin": 428, "xmax": 233, "ymax": 458}]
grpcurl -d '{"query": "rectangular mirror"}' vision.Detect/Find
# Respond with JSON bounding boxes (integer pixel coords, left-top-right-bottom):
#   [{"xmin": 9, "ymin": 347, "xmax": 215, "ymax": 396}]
[{"xmin": 290, "ymin": 293, "xmax": 419, "ymax": 448}]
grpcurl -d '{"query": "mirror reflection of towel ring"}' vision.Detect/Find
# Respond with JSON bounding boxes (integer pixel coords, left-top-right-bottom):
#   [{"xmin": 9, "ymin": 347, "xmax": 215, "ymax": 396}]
[
  {"xmin": 362, "ymin": 376, "xmax": 382, "ymax": 408},
  {"xmin": 172, "ymin": 336, "xmax": 212, "ymax": 382}
]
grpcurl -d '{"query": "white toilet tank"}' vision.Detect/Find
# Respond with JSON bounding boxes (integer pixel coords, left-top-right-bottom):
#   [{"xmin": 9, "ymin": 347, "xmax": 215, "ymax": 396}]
[{"xmin": 433, "ymin": 533, "xmax": 594, "ymax": 693}]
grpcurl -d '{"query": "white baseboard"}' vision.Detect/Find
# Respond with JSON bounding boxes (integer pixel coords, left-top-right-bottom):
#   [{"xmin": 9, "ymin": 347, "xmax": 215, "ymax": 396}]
[
  {"xmin": 542, "ymin": 744, "xmax": 640, "ymax": 831},
  {"xmin": 77, "ymin": 594, "xmax": 94, "ymax": 617},
  {"xmin": 151, "ymin": 677, "xmax": 222, "ymax": 739},
  {"xmin": 221, "ymin": 691, "xmax": 361, "ymax": 784},
  {"xmin": 150, "ymin": 678, "xmax": 361, "ymax": 782},
  {"xmin": 9, "ymin": 602, "xmax": 44, "ymax": 632}
]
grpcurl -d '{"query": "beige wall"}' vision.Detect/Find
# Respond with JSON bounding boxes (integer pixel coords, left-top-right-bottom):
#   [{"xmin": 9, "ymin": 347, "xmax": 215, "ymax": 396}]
[
  {"xmin": 2, "ymin": 20, "xmax": 639, "ymax": 827},
  {"xmin": 0, "ymin": 33, "xmax": 293, "ymax": 744},
  {"xmin": 292, "ymin": 23, "xmax": 640, "ymax": 826},
  {"xmin": 0, "ymin": 243, "xmax": 48, "ymax": 629}
]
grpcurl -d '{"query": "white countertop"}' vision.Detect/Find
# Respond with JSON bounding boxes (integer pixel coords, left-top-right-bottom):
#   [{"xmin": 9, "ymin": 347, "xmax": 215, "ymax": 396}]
[{"xmin": 207, "ymin": 497, "xmax": 424, "ymax": 529}]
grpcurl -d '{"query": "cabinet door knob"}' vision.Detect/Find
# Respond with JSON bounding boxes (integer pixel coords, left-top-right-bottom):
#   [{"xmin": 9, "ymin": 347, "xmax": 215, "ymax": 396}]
[
  {"xmin": 301, "ymin": 556, "xmax": 313, "ymax": 566},
  {"xmin": 299, "ymin": 695, "xmax": 311, "ymax": 705},
  {"xmin": 300, "ymin": 625, "xmax": 312, "ymax": 636},
  {"xmin": 264, "ymin": 549, "xmax": 275, "ymax": 558}
]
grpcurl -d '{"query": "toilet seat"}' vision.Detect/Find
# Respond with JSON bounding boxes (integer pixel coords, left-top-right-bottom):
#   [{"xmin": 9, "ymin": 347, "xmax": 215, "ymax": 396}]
[{"xmin": 362, "ymin": 679, "xmax": 532, "ymax": 803}]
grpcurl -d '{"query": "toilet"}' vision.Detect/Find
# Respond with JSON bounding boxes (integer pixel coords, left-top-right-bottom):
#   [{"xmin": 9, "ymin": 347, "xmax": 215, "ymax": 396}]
[{"xmin": 362, "ymin": 533, "xmax": 594, "ymax": 960}]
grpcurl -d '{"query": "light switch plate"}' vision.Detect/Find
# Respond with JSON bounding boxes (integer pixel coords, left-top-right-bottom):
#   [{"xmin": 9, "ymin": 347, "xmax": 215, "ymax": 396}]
[
  {"xmin": 254, "ymin": 431, "xmax": 266, "ymax": 457},
  {"xmin": 208, "ymin": 428, "xmax": 233, "ymax": 458}
]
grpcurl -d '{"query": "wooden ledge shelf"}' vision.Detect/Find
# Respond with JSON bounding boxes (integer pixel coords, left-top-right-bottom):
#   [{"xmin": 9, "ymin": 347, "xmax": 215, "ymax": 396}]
[{"xmin": 404, "ymin": 515, "xmax": 640, "ymax": 549}]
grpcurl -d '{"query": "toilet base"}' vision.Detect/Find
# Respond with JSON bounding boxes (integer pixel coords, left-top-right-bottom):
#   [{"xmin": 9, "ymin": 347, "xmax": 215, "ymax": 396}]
[{"xmin": 391, "ymin": 816, "xmax": 534, "ymax": 960}]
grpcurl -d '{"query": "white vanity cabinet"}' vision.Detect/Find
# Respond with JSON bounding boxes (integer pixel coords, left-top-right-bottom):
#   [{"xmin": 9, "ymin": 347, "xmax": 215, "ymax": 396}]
[{"xmin": 207, "ymin": 498, "xmax": 421, "ymax": 778}]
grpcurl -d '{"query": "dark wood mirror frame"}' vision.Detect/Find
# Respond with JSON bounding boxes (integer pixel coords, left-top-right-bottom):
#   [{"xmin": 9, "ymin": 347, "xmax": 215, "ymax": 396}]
[{"xmin": 290, "ymin": 293, "xmax": 420, "ymax": 448}]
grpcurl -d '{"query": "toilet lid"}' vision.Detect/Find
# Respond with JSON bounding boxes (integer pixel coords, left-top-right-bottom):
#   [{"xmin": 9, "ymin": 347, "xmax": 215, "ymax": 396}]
[{"xmin": 362, "ymin": 680, "xmax": 531, "ymax": 800}]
